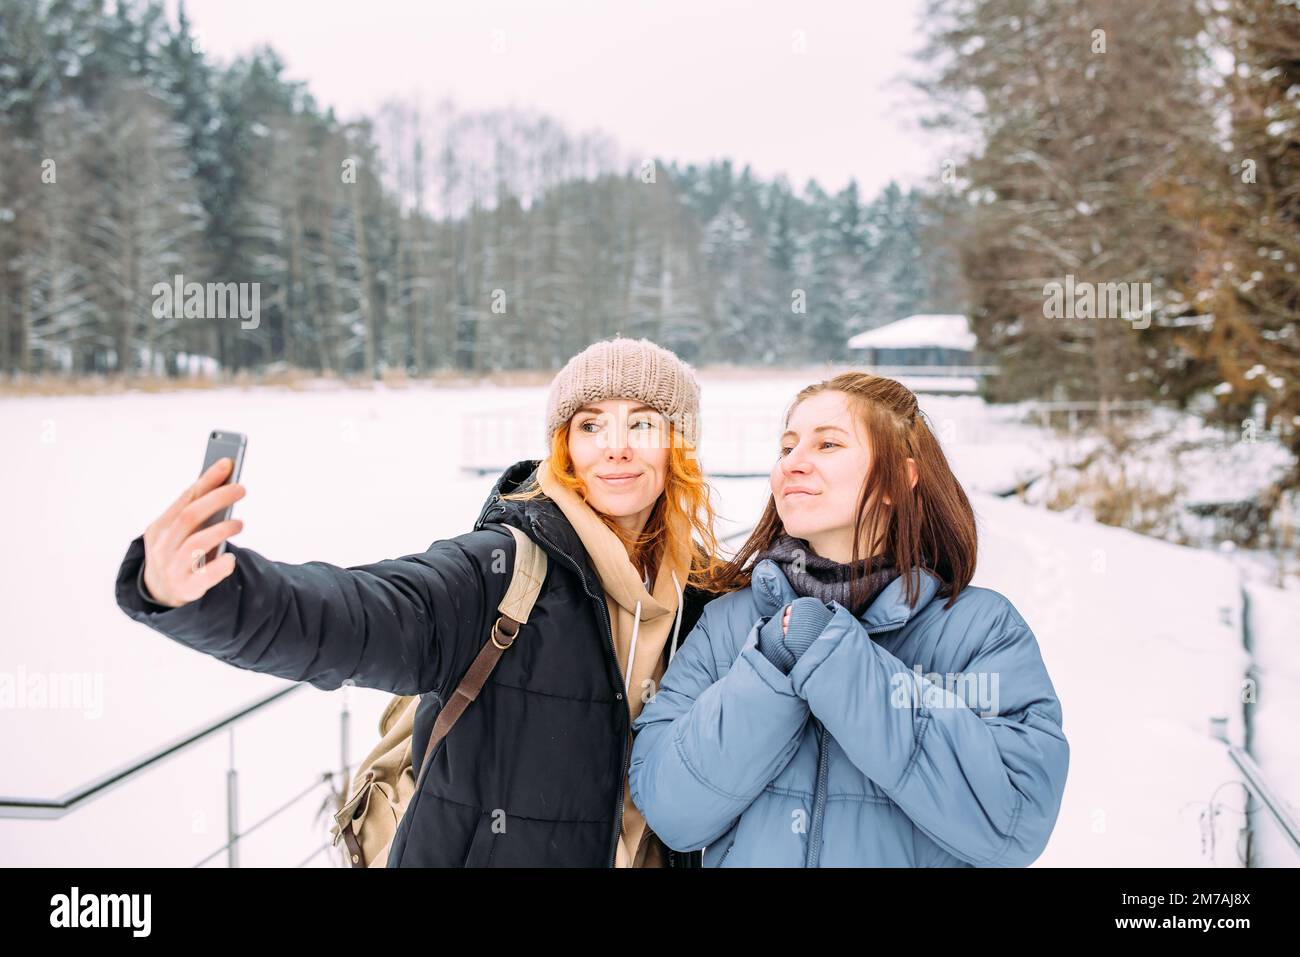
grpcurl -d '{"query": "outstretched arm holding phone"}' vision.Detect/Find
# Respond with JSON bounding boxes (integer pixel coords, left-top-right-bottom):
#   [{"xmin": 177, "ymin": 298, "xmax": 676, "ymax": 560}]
[{"xmin": 116, "ymin": 455, "xmax": 508, "ymax": 697}]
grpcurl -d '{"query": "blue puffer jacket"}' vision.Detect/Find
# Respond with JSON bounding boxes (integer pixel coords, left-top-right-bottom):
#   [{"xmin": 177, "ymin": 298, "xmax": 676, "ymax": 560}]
[{"xmin": 629, "ymin": 559, "xmax": 1070, "ymax": 867}]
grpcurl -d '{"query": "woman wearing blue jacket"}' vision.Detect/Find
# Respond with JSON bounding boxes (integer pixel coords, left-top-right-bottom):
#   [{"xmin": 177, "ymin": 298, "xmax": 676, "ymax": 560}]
[{"xmin": 629, "ymin": 372, "xmax": 1070, "ymax": 867}]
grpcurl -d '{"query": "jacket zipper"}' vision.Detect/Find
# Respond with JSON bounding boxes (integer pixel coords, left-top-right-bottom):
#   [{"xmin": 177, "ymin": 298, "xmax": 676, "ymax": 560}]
[
  {"xmin": 806, "ymin": 719, "xmax": 831, "ymax": 867},
  {"xmin": 530, "ymin": 520, "xmax": 629, "ymax": 868}
]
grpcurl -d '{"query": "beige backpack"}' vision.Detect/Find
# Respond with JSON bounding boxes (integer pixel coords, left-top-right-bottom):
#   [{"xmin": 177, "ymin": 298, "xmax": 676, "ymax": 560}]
[{"xmin": 329, "ymin": 523, "xmax": 548, "ymax": 867}]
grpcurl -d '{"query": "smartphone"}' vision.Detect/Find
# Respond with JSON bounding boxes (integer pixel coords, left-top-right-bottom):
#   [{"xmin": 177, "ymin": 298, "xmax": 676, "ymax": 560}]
[{"xmin": 198, "ymin": 430, "xmax": 246, "ymax": 565}]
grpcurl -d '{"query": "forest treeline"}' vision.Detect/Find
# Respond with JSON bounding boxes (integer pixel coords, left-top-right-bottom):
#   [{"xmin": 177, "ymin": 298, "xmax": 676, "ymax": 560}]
[{"xmin": 0, "ymin": 0, "xmax": 956, "ymax": 381}]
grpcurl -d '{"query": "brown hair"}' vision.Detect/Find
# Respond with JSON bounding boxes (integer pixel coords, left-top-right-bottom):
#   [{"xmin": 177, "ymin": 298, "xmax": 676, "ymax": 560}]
[
  {"xmin": 502, "ymin": 415, "xmax": 732, "ymax": 592},
  {"xmin": 699, "ymin": 373, "xmax": 978, "ymax": 610}
]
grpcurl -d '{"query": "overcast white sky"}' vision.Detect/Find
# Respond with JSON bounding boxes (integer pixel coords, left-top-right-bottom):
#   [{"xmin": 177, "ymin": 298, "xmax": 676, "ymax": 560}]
[{"xmin": 164, "ymin": 0, "xmax": 942, "ymax": 199}]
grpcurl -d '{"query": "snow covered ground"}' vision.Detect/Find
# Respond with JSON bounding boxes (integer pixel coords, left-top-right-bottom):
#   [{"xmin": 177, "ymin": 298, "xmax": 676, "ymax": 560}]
[{"xmin": 0, "ymin": 372, "xmax": 1292, "ymax": 866}]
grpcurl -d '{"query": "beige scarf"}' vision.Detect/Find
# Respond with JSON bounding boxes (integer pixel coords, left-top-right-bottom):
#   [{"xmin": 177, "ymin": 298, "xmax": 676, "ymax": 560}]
[{"xmin": 536, "ymin": 460, "xmax": 691, "ymax": 867}]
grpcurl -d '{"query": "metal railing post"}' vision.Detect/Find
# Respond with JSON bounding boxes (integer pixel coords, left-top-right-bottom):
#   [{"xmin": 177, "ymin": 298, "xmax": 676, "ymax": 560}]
[
  {"xmin": 340, "ymin": 681, "xmax": 352, "ymax": 800},
  {"xmin": 226, "ymin": 728, "xmax": 239, "ymax": 868}
]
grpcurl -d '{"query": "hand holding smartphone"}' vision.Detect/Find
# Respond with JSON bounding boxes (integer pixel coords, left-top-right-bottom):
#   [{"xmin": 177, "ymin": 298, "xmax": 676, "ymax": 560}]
[{"xmin": 139, "ymin": 430, "xmax": 248, "ymax": 609}]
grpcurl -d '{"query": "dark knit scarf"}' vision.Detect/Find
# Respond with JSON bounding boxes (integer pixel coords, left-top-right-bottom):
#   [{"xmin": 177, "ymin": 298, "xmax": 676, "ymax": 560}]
[{"xmin": 755, "ymin": 533, "xmax": 900, "ymax": 618}]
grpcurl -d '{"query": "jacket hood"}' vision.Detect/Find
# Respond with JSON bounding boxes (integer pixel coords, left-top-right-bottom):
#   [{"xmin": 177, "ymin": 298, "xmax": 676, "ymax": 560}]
[
  {"xmin": 472, "ymin": 456, "xmax": 651, "ymax": 592},
  {"xmin": 473, "ymin": 458, "xmax": 576, "ymax": 551},
  {"xmin": 473, "ymin": 458, "xmax": 542, "ymax": 528},
  {"xmin": 750, "ymin": 557, "xmax": 943, "ymax": 634}
]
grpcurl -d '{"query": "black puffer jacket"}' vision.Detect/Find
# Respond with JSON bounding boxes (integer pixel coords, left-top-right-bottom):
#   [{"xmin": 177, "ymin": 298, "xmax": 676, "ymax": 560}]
[{"xmin": 114, "ymin": 459, "xmax": 710, "ymax": 867}]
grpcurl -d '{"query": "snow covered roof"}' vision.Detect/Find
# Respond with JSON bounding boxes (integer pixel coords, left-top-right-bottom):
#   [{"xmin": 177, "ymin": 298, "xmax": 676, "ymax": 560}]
[{"xmin": 847, "ymin": 314, "xmax": 976, "ymax": 351}]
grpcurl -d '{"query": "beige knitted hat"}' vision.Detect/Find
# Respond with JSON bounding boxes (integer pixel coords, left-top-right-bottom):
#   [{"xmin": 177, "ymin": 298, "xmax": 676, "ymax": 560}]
[{"xmin": 545, "ymin": 337, "xmax": 702, "ymax": 449}]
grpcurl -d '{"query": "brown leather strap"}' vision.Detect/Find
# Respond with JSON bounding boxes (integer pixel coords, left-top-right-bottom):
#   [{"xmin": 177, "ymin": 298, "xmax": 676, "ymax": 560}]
[
  {"xmin": 414, "ymin": 614, "xmax": 521, "ymax": 791},
  {"xmin": 407, "ymin": 524, "xmax": 544, "ymax": 804},
  {"xmin": 340, "ymin": 820, "xmax": 366, "ymax": 867}
]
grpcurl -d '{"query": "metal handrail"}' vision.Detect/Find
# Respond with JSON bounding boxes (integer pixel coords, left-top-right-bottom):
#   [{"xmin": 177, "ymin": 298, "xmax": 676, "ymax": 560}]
[
  {"xmin": 1209, "ymin": 717, "xmax": 1300, "ymax": 858},
  {"xmin": 0, "ymin": 683, "xmax": 307, "ymax": 819}
]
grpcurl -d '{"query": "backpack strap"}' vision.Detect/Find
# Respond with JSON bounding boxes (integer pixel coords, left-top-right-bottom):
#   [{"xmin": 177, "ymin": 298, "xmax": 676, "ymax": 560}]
[
  {"xmin": 414, "ymin": 524, "xmax": 547, "ymax": 788},
  {"xmin": 493, "ymin": 524, "xmax": 548, "ymax": 629}
]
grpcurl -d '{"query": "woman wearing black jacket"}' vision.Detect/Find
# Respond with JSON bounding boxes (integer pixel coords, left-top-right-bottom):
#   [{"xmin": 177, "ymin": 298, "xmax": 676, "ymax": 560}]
[{"xmin": 113, "ymin": 337, "xmax": 728, "ymax": 867}]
